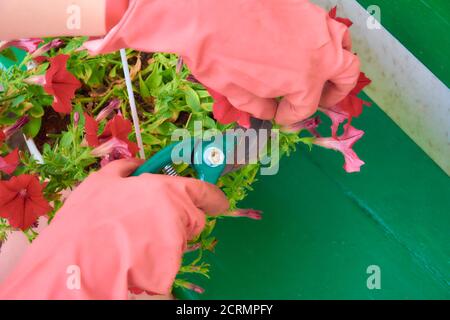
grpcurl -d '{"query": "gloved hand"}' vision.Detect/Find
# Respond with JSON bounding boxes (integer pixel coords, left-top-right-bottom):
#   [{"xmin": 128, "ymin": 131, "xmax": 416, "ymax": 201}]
[
  {"xmin": 0, "ymin": 159, "xmax": 229, "ymax": 299},
  {"xmin": 85, "ymin": 0, "xmax": 360, "ymax": 126}
]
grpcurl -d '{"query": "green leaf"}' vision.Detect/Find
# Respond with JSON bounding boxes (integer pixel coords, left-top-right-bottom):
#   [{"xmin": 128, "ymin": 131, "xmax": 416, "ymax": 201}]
[
  {"xmin": 11, "ymin": 95, "xmax": 26, "ymax": 108},
  {"xmin": 59, "ymin": 131, "xmax": 73, "ymax": 148},
  {"xmin": 83, "ymin": 65, "xmax": 93, "ymax": 82},
  {"xmin": 139, "ymin": 74, "xmax": 151, "ymax": 98},
  {"xmin": 61, "ymin": 37, "xmax": 87, "ymax": 53},
  {"xmin": 142, "ymin": 133, "xmax": 162, "ymax": 146},
  {"xmin": 88, "ymin": 65, "xmax": 106, "ymax": 86},
  {"xmin": 23, "ymin": 117, "xmax": 42, "ymax": 138},
  {"xmin": 197, "ymin": 90, "xmax": 211, "ymax": 99},
  {"xmin": 202, "ymin": 116, "xmax": 217, "ymax": 129},
  {"xmin": 29, "ymin": 104, "xmax": 45, "ymax": 118},
  {"xmin": 201, "ymin": 102, "xmax": 213, "ymax": 112},
  {"xmin": 299, "ymin": 137, "xmax": 315, "ymax": 151},
  {"xmin": 184, "ymin": 86, "xmax": 201, "ymax": 112},
  {"xmin": 145, "ymin": 68, "xmax": 162, "ymax": 91},
  {"xmin": 109, "ymin": 65, "xmax": 117, "ymax": 78}
]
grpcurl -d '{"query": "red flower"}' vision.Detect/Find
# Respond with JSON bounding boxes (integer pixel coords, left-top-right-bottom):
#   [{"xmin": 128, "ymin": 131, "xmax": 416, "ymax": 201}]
[
  {"xmin": 0, "ymin": 38, "xmax": 42, "ymax": 53},
  {"xmin": 84, "ymin": 113, "xmax": 139, "ymax": 165},
  {"xmin": 25, "ymin": 54, "xmax": 81, "ymax": 114},
  {"xmin": 186, "ymin": 75, "xmax": 251, "ymax": 128},
  {"xmin": 91, "ymin": 137, "xmax": 133, "ymax": 167},
  {"xmin": 320, "ymin": 72, "xmax": 372, "ymax": 137},
  {"xmin": 314, "ymin": 124, "xmax": 365, "ymax": 173},
  {"xmin": 99, "ymin": 114, "xmax": 139, "ymax": 155},
  {"xmin": 329, "ymin": 6, "xmax": 353, "ymax": 27},
  {"xmin": 351, "ymin": 72, "xmax": 372, "ymax": 95},
  {"xmin": 0, "ymin": 130, "xmax": 5, "ymax": 147},
  {"xmin": 0, "ymin": 175, "xmax": 52, "ymax": 231},
  {"xmin": 207, "ymin": 87, "xmax": 251, "ymax": 129},
  {"xmin": 84, "ymin": 113, "xmax": 101, "ymax": 147},
  {"xmin": 44, "ymin": 54, "xmax": 81, "ymax": 114},
  {"xmin": 0, "ymin": 148, "xmax": 20, "ymax": 175}
]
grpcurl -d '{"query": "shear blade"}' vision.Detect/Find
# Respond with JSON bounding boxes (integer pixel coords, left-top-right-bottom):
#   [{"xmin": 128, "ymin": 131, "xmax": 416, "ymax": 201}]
[{"xmin": 222, "ymin": 118, "xmax": 273, "ymax": 175}]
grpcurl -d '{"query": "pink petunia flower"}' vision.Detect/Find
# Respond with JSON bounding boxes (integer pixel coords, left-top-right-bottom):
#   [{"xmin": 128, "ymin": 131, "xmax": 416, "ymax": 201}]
[
  {"xmin": 30, "ymin": 39, "xmax": 64, "ymax": 60},
  {"xmin": 0, "ymin": 38, "xmax": 42, "ymax": 53},
  {"xmin": 95, "ymin": 99, "xmax": 121, "ymax": 122},
  {"xmin": 91, "ymin": 137, "xmax": 133, "ymax": 167},
  {"xmin": 3, "ymin": 116, "xmax": 29, "ymax": 139},
  {"xmin": 320, "ymin": 72, "xmax": 372, "ymax": 137},
  {"xmin": 314, "ymin": 124, "xmax": 365, "ymax": 173},
  {"xmin": 181, "ymin": 281, "xmax": 205, "ymax": 294},
  {"xmin": 226, "ymin": 208, "xmax": 263, "ymax": 220},
  {"xmin": 283, "ymin": 116, "xmax": 322, "ymax": 136},
  {"xmin": 73, "ymin": 112, "xmax": 80, "ymax": 127}
]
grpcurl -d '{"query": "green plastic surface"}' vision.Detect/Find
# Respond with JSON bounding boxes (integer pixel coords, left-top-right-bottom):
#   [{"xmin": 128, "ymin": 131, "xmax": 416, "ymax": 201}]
[
  {"xmin": 357, "ymin": 0, "xmax": 450, "ymax": 87},
  {"xmin": 183, "ymin": 93, "xmax": 450, "ymax": 300},
  {"xmin": 0, "ymin": 48, "xmax": 25, "ymax": 69}
]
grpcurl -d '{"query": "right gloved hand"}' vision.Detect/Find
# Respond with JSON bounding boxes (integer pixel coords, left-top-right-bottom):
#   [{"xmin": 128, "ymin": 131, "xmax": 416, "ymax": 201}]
[
  {"xmin": 0, "ymin": 159, "xmax": 229, "ymax": 299},
  {"xmin": 85, "ymin": 0, "xmax": 360, "ymax": 127}
]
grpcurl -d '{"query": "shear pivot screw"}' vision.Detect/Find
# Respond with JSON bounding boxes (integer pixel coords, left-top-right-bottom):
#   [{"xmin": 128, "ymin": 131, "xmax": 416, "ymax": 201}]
[{"xmin": 204, "ymin": 147, "xmax": 225, "ymax": 167}]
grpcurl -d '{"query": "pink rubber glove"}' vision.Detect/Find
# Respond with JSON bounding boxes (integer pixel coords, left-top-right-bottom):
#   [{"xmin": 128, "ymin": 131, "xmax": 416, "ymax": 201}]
[
  {"xmin": 85, "ymin": 0, "xmax": 360, "ymax": 126},
  {"xmin": 0, "ymin": 159, "xmax": 229, "ymax": 299}
]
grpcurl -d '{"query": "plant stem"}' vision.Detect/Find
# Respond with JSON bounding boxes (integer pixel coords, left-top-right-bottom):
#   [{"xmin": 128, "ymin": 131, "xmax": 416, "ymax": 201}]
[{"xmin": 75, "ymin": 97, "xmax": 95, "ymax": 103}]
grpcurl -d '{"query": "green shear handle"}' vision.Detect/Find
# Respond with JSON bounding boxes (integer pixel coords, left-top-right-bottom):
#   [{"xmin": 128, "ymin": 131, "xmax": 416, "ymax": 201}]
[{"xmin": 131, "ymin": 135, "xmax": 234, "ymax": 184}]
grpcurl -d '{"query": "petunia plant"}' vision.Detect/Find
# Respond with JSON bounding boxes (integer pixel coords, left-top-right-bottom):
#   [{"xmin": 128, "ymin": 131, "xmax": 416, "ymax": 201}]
[{"xmin": 0, "ymin": 8, "xmax": 371, "ymax": 294}]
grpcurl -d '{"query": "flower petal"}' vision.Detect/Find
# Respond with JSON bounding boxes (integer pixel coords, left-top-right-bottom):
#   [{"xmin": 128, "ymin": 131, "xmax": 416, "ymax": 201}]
[
  {"xmin": 329, "ymin": 6, "xmax": 353, "ymax": 27},
  {"xmin": 43, "ymin": 54, "xmax": 81, "ymax": 114},
  {"xmin": 100, "ymin": 114, "xmax": 139, "ymax": 156},
  {"xmin": 226, "ymin": 208, "xmax": 263, "ymax": 220},
  {"xmin": 0, "ymin": 148, "xmax": 20, "ymax": 175},
  {"xmin": 84, "ymin": 113, "xmax": 100, "ymax": 147},
  {"xmin": 91, "ymin": 137, "xmax": 131, "ymax": 158},
  {"xmin": 313, "ymin": 124, "xmax": 365, "ymax": 173},
  {"xmin": 0, "ymin": 38, "xmax": 42, "ymax": 53},
  {"xmin": 0, "ymin": 130, "xmax": 5, "ymax": 147},
  {"xmin": 351, "ymin": 72, "xmax": 372, "ymax": 95},
  {"xmin": 283, "ymin": 116, "xmax": 322, "ymax": 136},
  {"xmin": 0, "ymin": 175, "xmax": 51, "ymax": 231},
  {"xmin": 95, "ymin": 99, "xmax": 121, "ymax": 122},
  {"xmin": 208, "ymin": 87, "xmax": 251, "ymax": 128}
]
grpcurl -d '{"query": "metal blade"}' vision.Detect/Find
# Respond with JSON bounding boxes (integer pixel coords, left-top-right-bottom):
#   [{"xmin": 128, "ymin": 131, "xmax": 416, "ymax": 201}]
[{"xmin": 222, "ymin": 118, "xmax": 273, "ymax": 175}]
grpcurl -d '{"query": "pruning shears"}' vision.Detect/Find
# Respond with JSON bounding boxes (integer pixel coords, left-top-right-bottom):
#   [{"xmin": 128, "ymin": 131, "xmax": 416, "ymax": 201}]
[{"xmin": 131, "ymin": 118, "xmax": 273, "ymax": 183}]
